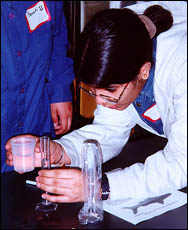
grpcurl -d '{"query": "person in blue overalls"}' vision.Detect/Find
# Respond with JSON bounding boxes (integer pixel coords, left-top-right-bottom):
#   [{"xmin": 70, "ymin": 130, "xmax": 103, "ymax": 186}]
[
  {"xmin": 1, "ymin": 1, "xmax": 75, "ymax": 172},
  {"xmin": 6, "ymin": 2, "xmax": 187, "ymax": 202}
]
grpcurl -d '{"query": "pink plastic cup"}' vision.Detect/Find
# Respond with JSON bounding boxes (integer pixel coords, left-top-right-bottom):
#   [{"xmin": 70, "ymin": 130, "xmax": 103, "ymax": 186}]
[{"xmin": 10, "ymin": 137, "xmax": 36, "ymax": 173}]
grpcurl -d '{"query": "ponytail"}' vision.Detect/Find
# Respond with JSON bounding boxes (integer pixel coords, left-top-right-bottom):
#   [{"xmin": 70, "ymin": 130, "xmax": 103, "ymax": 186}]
[{"xmin": 144, "ymin": 5, "xmax": 173, "ymax": 37}]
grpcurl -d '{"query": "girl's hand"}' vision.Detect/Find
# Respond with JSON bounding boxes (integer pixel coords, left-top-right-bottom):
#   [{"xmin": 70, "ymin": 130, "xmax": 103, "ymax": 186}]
[{"xmin": 36, "ymin": 168, "xmax": 85, "ymax": 203}]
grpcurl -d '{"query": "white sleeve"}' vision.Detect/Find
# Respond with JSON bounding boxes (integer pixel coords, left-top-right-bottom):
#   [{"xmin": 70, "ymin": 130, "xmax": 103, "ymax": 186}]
[
  {"xmin": 106, "ymin": 37, "xmax": 187, "ymax": 201},
  {"xmin": 54, "ymin": 105, "xmax": 136, "ymax": 167}
]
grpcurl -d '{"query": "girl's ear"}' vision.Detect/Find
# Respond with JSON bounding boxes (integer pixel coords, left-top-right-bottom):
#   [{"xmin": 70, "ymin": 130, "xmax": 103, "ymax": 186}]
[{"xmin": 138, "ymin": 62, "xmax": 151, "ymax": 80}]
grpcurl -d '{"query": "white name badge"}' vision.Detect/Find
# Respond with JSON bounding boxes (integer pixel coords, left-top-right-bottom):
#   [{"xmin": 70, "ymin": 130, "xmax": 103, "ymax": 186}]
[
  {"xmin": 142, "ymin": 103, "xmax": 161, "ymax": 122},
  {"xmin": 25, "ymin": 1, "xmax": 51, "ymax": 32}
]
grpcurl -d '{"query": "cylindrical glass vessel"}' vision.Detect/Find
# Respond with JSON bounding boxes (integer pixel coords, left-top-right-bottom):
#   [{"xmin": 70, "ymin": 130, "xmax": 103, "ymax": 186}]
[{"xmin": 78, "ymin": 139, "xmax": 103, "ymax": 225}]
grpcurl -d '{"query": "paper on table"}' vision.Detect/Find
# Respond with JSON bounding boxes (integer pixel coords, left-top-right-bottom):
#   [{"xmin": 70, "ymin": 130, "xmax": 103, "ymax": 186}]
[{"xmin": 103, "ymin": 190, "xmax": 187, "ymax": 225}]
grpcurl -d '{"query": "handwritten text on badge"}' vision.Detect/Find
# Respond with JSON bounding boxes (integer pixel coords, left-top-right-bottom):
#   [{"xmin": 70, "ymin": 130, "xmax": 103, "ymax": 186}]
[{"xmin": 25, "ymin": 1, "xmax": 51, "ymax": 33}]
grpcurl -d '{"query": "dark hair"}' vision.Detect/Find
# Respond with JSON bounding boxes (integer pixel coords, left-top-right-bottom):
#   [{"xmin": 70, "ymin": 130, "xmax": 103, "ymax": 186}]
[
  {"xmin": 75, "ymin": 5, "xmax": 173, "ymax": 88},
  {"xmin": 144, "ymin": 5, "xmax": 173, "ymax": 37}
]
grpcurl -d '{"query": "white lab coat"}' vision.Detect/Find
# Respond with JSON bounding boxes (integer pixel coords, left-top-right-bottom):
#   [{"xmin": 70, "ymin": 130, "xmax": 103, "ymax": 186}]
[{"xmin": 55, "ymin": 1, "xmax": 187, "ymax": 200}]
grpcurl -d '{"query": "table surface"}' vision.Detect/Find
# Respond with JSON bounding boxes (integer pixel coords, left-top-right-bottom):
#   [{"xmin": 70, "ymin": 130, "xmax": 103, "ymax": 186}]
[
  {"xmin": 1, "ymin": 135, "xmax": 187, "ymax": 229},
  {"xmin": 1, "ymin": 171, "xmax": 187, "ymax": 229}
]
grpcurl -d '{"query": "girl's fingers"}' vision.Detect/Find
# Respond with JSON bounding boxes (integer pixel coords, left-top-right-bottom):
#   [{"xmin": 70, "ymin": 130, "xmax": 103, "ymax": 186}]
[
  {"xmin": 38, "ymin": 168, "xmax": 81, "ymax": 179},
  {"xmin": 41, "ymin": 193, "xmax": 79, "ymax": 203},
  {"xmin": 36, "ymin": 176, "xmax": 71, "ymax": 188},
  {"xmin": 37, "ymin": 182, "xmax": 72, "ymax": 195}
]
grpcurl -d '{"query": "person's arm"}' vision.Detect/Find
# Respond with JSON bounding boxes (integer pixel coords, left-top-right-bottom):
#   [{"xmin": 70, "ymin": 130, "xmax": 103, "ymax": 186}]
[
  {"xmin": 46, "ymin": 2, "xmax": 74, "ymax": 134},
  {"xmin": 54, "ymin": 104, "xmax": 136, "ymax": 167}
]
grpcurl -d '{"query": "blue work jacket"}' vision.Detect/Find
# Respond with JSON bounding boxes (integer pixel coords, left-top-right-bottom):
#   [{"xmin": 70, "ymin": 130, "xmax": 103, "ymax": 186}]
[{"xmin": 1, "ymin": 1, "xmax": 75, "ymax": 172}]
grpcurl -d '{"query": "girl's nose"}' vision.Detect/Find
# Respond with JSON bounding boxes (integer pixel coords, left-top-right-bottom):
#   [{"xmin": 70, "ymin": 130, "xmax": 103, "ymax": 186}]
[{"xmin": 95, "ymin": 95, "xmax": 106, "ymax": 106}]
